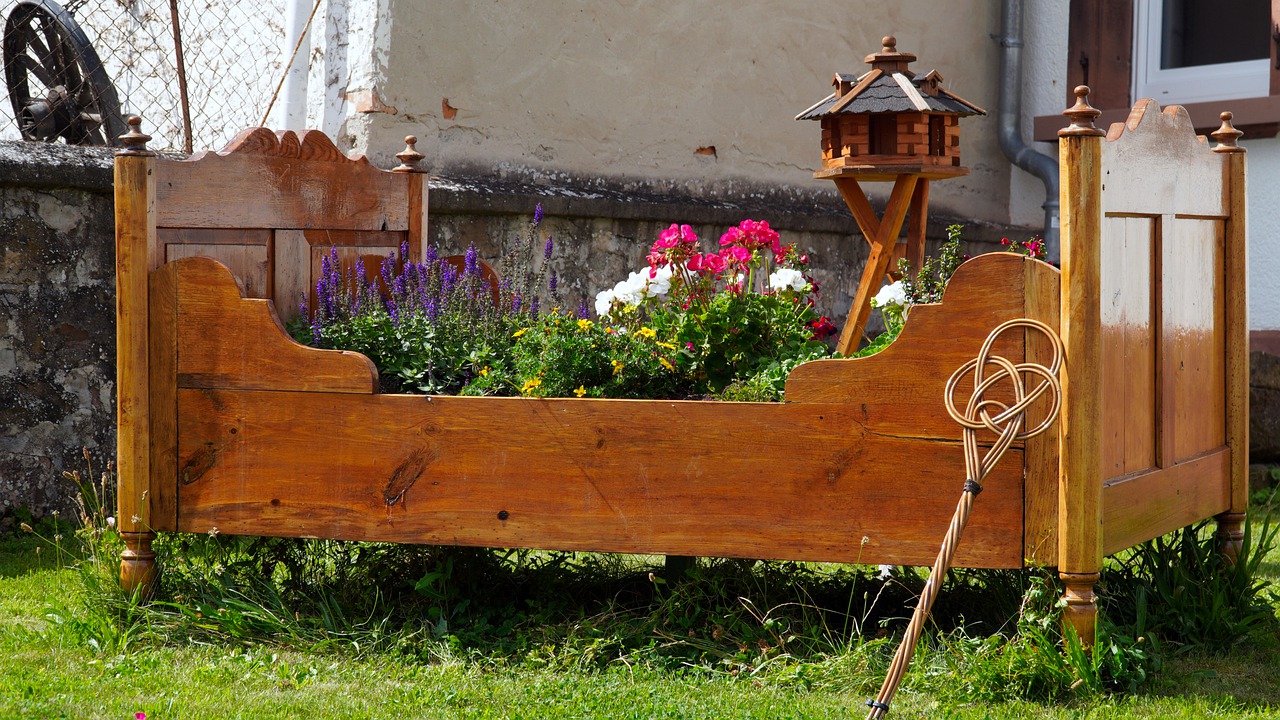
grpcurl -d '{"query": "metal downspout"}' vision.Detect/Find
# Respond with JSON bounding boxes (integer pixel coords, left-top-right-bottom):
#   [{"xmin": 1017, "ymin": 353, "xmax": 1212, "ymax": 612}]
[{"xmin": 997, "ymin": 0, "xmax": 1061, "ymax": 263}]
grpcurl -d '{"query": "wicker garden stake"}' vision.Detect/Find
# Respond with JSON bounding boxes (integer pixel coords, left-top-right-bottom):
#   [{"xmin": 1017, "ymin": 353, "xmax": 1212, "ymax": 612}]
[{"xmin": 865, "ymin": 318, "xmax": 1063, "ymax": 719}]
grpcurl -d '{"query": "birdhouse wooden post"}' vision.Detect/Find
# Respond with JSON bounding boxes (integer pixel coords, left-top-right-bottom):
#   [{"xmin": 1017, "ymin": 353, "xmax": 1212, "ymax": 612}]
[{"xmin": 797, "ymin": 36, "xmax": 985, "ymax": 355}]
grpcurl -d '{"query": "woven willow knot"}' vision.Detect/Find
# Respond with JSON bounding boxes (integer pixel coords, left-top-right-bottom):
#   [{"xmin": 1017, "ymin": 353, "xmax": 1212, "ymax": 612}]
[{"xmin": 943, "ymin": 318, "xmax": 1063, "ymax": 489}]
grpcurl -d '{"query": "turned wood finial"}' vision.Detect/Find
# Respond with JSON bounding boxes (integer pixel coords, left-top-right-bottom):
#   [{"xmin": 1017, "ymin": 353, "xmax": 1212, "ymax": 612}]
[
  {"xmin": 1211, "ymin": 111, "xmax": 1246, "ymax": 153},
  {"xmin": 117, "ymin": 115, "xmax": 154, "ymax": 156},
  {"xmin": 864, "ymin": 33, "xmax": 916, "ymax": 70},
  {"xmin": 1059, "ymin": 86, "xmax": 1105, "ymax": 138},
  {"xmin": 392, "ymin": 135, "xmax": 427, "ymax": 172}
]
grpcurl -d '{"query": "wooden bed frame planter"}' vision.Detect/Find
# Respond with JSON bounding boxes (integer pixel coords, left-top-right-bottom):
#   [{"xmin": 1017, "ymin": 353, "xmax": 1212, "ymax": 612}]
[{"xmin": 114, "ymin": 88, "xmax": 1249, "ymax": 646}]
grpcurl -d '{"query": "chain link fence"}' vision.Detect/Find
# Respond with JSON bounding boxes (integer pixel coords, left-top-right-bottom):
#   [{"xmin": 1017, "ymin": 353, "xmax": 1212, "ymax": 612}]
[{"xmin": 2, "ymin": 0, "xmax": 287, "ymax": 152}]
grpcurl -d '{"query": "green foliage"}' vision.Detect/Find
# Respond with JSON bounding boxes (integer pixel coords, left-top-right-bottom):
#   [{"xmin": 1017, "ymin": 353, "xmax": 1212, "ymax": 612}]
[
  {"xmin": 466, "ymin": 312, "xmax": 692, "ymax": 399},
  {"xmin": 657, "ymin": 292, "xmax": 831, "ymax": 396},
  {"xmin": 898, "ymin": 224, "xmax": 968, "ymax": 306},
  {"xmin": 1102, "ymin": 515, "xmax": 1279, "ymax": 652}
]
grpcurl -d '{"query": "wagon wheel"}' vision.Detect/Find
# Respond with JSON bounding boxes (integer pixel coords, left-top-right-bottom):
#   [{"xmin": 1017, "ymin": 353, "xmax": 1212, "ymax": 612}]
[{"xmin": 3, "ymin": 0, "xmax": 126, "ymax": 145}]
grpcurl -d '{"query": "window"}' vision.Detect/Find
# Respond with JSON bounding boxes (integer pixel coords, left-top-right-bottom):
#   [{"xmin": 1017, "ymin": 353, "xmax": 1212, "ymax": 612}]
[
  {"xmin": 1132, "ymin": 0, "xmax": 1271, "ymax": 105},
  {"xmin": 1032, "ymin": 0, "xmax": 1280, "ymax": 142}
]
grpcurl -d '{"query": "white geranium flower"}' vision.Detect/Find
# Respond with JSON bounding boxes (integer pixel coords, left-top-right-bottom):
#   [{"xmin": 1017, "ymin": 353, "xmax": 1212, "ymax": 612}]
[
  {"xmin": 877, "ymin": 564, "xmax": 894, "ymax": 580},
  {"xmin": 871, "ymin": 281, "xmax": 906, "ymax": 308},
  {"xmin": 768, "ymin": 267, "xmax": 808, "ymax": 293},
  {"xmin": 594, "ymin": 288, "xmax": 617, "ymax": 318}
]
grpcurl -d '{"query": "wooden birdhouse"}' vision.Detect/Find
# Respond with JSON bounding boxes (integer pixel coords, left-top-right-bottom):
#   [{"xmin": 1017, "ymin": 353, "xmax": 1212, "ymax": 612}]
[
  {"xmin": 796, "ymin": 36, "xmax": 985, "ymax": 180},
  {"xmin": 796, "ymin": 36, "xmax": 986, "ymax": 355}
]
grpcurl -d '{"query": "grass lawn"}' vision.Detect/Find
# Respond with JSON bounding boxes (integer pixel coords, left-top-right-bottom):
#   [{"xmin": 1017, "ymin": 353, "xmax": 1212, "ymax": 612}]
[{"xmin": 2, "ymin": 506, "xmax": 1278, "ymax": 720}]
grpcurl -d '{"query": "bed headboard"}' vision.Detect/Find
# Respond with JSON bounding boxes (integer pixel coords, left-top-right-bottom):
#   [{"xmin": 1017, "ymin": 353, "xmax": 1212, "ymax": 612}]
[
  {"xmin": 1056, "ymin": 88, "xmax": 1248, "ymax": 627},
  {"xmin": 146, "ymin": 123, "xmax": 428, "ymax": 324},
  {"xmin": 112, "ymin": 118, "xmax": 426, "ymax": 574}
]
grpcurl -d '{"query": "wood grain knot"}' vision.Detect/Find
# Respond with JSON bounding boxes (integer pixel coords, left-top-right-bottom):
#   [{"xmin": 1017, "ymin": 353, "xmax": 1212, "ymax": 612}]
[
  {"xmin": 384, "ymin": 449, "xmax": 436, "ymax": 507},
  {"xmin": 180, "ymin": 443, "xmax": 219, "ymax": 485}
]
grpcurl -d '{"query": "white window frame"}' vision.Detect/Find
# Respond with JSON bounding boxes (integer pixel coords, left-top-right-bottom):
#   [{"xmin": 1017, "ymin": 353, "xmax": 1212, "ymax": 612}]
[{"xmin": 1132, "ymin": 0, "xmax": 1270, "ymax": 104}]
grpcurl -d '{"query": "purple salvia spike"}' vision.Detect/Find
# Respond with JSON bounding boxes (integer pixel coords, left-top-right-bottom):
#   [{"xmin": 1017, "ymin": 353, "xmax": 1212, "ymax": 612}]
[
  {"xmin": 530, "ymin": 295, "xmax": 539, "ymax": 315},
  {"xmin": 464, "ymin": 245, "xmax": 479, "ymax": 277},
  {"xmin": 533, "ymin": 203, "xmax": 544, "ymax": 227},
  {"xmin": 544, "ymin": 236, "xmax": 553, "ymax": 260},
  {"xmin": 576, "ymin": 298, "xmax": 590, "ymax": 319},
  {"xmin": 425, "ymin": 246, "xmax": 438, "ymax": 265},
  {"xmin": 400, "ymin": 240, "xmax": 409, "ymax": 261},
  {"xmin": 512, "ymin": 294, "xmax": 522, "ymax": 313},
  {"xmin": 548, "ymin": 271, "xmax": 558, "ymax": 294}
]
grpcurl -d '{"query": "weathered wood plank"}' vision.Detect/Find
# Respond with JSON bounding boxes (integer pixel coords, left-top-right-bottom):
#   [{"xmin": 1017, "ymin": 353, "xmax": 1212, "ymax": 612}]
[
  {"xmin": 173, "ymin": 257, "xmax": 377, "ymax": 393},
  {"xmin": 1164, "ymin": 218, "xmax": 1226, "ymax": 463},
  {"xmin": 1102, "ymin": 448, "xmax": 1231, "ymax": 555},
  {"xmin": 176, "ymin": 390, "xmax": 1027, "ymax": 569},
  {"xmin": 1100, "ymin": 215, "xmax": 1156, "ymax": 480},
  {"xmin": 155, "ymin": 153, "xmax": 411, "ymax": 232}
]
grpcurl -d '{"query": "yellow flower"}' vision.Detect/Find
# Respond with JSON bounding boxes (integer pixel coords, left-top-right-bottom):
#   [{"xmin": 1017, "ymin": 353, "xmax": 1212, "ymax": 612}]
[
  {"xmin": 635, "ymin": 326, "xmax": 657, "ymax": 339},
  {"xmin": 655, "ymin": 341, "xmax": 676, "ymax": 350},
  {"xmin": 479, "ymin": 366, "xmax": 490, "ymax": 377},
  {"xmin": 611, "ymin": 359, "xmax": 625, "ymax": 376},
  {"xmin": 520, "ymin": 377, "xmax": 543, "ymax": 395},
  {"xmin": 574, "ymin": 385, "xmax": 587, "ymax": 397},
  {"xmin": 659, "ymin": 357, "xmax": 675, "ymax": 372},
  {"xmin": 512, "ymin": 328, "xmax": 527, "ymax": 338},
  {"xmin": 577, "ymin": 319, "xmax": 594, "ymax": 332}
]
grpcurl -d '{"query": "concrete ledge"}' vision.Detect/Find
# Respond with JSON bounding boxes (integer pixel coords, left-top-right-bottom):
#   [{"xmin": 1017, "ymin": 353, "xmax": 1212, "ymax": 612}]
[{"xmin": 0, "ymin": 141, "xmax": 114, "ymax": 192}]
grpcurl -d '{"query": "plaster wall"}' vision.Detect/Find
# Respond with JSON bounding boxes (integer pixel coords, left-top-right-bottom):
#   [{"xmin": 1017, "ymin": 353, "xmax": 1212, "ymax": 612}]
[{"xmin": 315, "ymin": 0, "xmax": 1013, "ymax": 224}]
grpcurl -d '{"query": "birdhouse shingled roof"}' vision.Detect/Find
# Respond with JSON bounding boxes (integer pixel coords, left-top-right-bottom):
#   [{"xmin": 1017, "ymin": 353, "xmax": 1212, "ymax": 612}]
[{"xmin": 795, "ymin": 37, "xmax": 985, "ymax": 121}]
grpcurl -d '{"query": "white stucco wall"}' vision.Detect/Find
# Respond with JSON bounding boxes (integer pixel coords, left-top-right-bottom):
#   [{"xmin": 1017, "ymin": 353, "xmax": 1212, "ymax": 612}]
[
  {"xmin": 301, "ymin": 0, "xmax": 1015, "ymax": 223},
  {"xmin": 1242, "ymin": 139, "xmax": 1280, "ymax": 330}
]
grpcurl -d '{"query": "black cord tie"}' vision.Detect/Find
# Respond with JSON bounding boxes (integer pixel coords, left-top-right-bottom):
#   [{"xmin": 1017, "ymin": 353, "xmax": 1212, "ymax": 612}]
[
  {"xmin": 865, "ymin": 699, "xmax": 890, "ymax": 712},
  {"xmin": 963, "ymin": 479, "xmax": 983, "ymax": 496}
]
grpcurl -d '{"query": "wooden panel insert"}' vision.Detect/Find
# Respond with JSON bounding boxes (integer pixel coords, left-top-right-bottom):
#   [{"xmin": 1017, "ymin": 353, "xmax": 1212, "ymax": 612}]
[
  {"xmin": 1099, "ymin": 215, "xmax": 1157, "ymax": 480},
  {"xmin": 1164, "ymin": 218, "xmax": 1226, "ymax": 463}
]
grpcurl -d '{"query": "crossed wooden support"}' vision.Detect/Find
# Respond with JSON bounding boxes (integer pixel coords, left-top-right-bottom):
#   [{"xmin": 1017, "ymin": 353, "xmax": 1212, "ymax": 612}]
[{"xmin": 833, "ymin": 175, "xmax": 931, "ymax": 356}]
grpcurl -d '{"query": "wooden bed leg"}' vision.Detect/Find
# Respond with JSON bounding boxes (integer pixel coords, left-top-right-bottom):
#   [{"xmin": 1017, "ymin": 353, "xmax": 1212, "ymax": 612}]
[
  {"xmin": 1060, "ymin": 571, "xmax": 1099, "ymax": 646},
  {"xmin": 1215, "ymin": 512, "xmax": 1246, "ymax": 566},
  {"xmin": 120, "ymin": 530, "xmax": 158, "ymax": 598}
]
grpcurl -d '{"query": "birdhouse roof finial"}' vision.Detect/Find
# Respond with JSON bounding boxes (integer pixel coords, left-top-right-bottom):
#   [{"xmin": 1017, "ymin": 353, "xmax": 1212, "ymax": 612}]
[{"xmin": 864, "ymin": 34, "xmax": 917, "ymax": 72}]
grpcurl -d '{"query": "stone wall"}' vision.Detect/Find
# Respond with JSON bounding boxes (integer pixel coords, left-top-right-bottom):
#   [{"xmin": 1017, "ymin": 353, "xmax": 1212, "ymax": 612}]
[
  {"xmin": 0, "ymin": 143, "xmax": 116, "ymax": 524},
  {"xmin": 0, "ymin": 140, "xmax": 1024, "ymax": 521}
]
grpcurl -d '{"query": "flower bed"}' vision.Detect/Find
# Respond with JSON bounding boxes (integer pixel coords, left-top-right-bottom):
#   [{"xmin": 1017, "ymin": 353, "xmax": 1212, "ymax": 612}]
[{"xmin": 299, "ymin": 211, "xmax": 839, "ymax": 401}]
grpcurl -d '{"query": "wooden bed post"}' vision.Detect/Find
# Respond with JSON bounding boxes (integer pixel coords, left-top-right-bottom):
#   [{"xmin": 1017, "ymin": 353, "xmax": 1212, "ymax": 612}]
[
  {"xmin": 391, "ymin": 134, "xmax": 429, "ymax": 264},
  {"xmin": 1211, "ymin": 113, "xmax": 1249, "ymax": 563},
  {"xmin": 1057, "ymin": 87, "xmax": 1105, "ymax": 646},
  {"xmin": 115, "ymin": 116, "xmax": 159, "ymax": 596}
]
